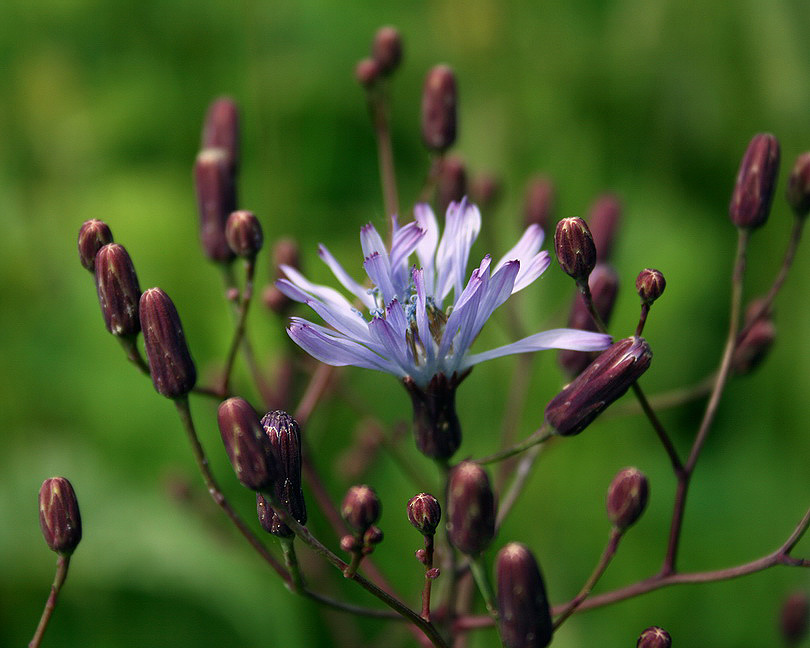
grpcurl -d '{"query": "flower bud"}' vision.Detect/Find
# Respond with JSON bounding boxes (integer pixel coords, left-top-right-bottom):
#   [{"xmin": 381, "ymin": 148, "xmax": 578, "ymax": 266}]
[
  {"xmin": 554, "ymin": 217, "xmax": 596, "ymax": 283},
  {"xmin": 139, "ymin": 288, "xmax": 197, "ymax": 398},
  {"xmin": 636, "ymin": 268, "xmax": 666, "ymax": 306},
  {"xmin": 729, "ymin": 133, "xmax": 780, "ymax": 229},
  {"xmin": 273, "ymin": 237, "xmax": 301, "ymax": 271},
  {"xmin": 363, "ymin": 525, "xmax": 384, "ymax": 546},
  {"xmin": 546, "ymin": 336, "xmax": 652, "ymax": 436},
  {"xmin": 636, "ymin": 626, "xmax": 671, "ymax": 648},
  {"xmin": 371, "ymin": 26, "xmax": 403, "ymax": 76},
  {"xmin": 470, "ymin": 173, "xmax": 501, "ymax": 211},
  {"xmin": 421, "ymin": 64, "xmax": 457, "ymax": 152},
  {"xmin": 256, "ymin": 493, "xmax": 294, "ymax": 538},
  {"xmin": 732, "ymin": 314, "xmax": 775, "ymax": 375},
  {"xmin": 217, "ymin": 398, "xmax": 275, "ymax": 491},
  {"xmin": 780, "ymin": 591, "xmax": 809, "ymax": 645},
  {"xmin": 437, "ymin": 155, "xmax": 467, "ymax": 217},
  {"xmin": 523, "ymin": 175, "xmax": 555, "ymax": 231},
  {"xmin": 786, "ymin": 152, "xmax": 810, "ymax": 218},
  {"xmin": 586, "ymin": 194, "xmax": 621, "ymax": 262},
  {"xmin": 341, "ymin": 485, "xmax": 381, "ymax": 534},
  {"xmin": 78, "ymin": 219, "xmax": 113, "ymax": 272},
  {"xmin": 39, "ymin": 477, "xmax": 82, "ymax": 555},
  {"xmin": 495, "ymin": 543, "xmax": 552, "ymax": 648},
  {"xmin": 446, "ymin": 461, "xmax": 495, "ymax": 556},
  {"xmin": 194, "ymin": 147, "xmax": 237, "ymax": 263},
  {"xmin": 606, "ymin": 467, "xmax": 649, "ymax": 531},
  {"xmin": 95, "ymin": 243, "xmax": 141, "ymax": 337},
  {"xmin": 355, "ymin": 57, "xmax": 380, "ymax": 88},
  {"xmin": 225, "ymin": 210, "xmax": 263, "ymax": 258},
  {"xmin": 407, "ymin": 493, "xmax": 442, "ymax": 537},
  {"xmin": 261, "ymin": 411, "xmax": 306, "ymax": 526},
  {"xmin": 201, "ymin": 97, "xmax": 240, "ymax": 172},
  {"xmin": 404, "ymin": 373, "xmax": 462, "ymax": 459}
]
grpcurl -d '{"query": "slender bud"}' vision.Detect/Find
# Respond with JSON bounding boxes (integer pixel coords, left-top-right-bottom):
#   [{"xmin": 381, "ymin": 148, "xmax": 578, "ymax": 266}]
[
  {"xmin": 636, "ymin": 268, "xmax": 666, "ymax": 305},
  {"xmin": 606, "ymin": 467, "xmax": 649, "ymax": 531},
  {"xmin": 495, "ymin": 543, "xmax": 552, "ymax": 648},
  {"xmin": 524, "ymin": 175, "xmax": 555, "ymax": 231},
  {"xmin": 786, "ymin": 152, "xmax": 810, "ymax": 218},
  {"xmin": 586, "ymin": 194, "xmax": 621, "ymax": 262},
  {"xmin": 273, "ymin": 237, "xmax": 300, "ymax": 271},
  {"xmin": 201, "ymin": 97, "xmax": 240, "ymax": 172},
  {"xmin": 355, "ymin": 57, "xmax": 380, "ymax": 88},
  {"xmin": 261, "ymin": 411, "xmax": 307, "ymax": 528},
  {"xmin": 554, "ymin": 217, "xmax": 596, "ymax": 283},
  {"xmin": 732, "ymin": 305, "xmax": 776, "ymax": 375},
  {"xmin": 780, "ymin": 591, "xmax": 809, "ymax": 646},
  {"xmin": 636, "ymin": 626, "xmax": 671, "ymax": 648},
  {"xmin": 39, "ymin": 477, "xmax": 82, "ymax": 555},
  {"xmin": 363, "ymin": 525, "xmax": 384, "ymax": 547},
  {"xmin": 225, "ymin": 210, "xmax": 263, "ymax": 258},
  {"xmin": 437, "ymin": 155, "xmax": 467, "ymax": 217},
  {"xmin": 421, "ymin": 64, "xmax": 457, "ymax": 152},
  {"xmin": 78, "ymin": 219, "xmax": 113, "ymax": 272},
  {"xmin": 546, "ymin": 337, "xmax": 652, "ymax": 436},
  {"xmin": 194, "ymin": 148, "xmax": 237, "ymax": 263},
  {"xmin": 217, "ymin": 398, "xmax": 275, "ymax": 491},
  {"xmin": 404, "ymin": 373, "xmax": 463, "ymax": 459},
  {"xmin": 729, "ymin": 133, "xmax": 780, "ymax": 229},
  {"xmin": 256, "ymin": 493, "xmax": 294, "ymax": 538},
  {"xmin": 371, "ymin": 26, "xmax": 403, "ymax": 76},
  {"xmin": 341, "ymin": 485, "xmax": 381, "ymax": 534},
  {"xmin": 139, "ymin": 288, "xmax": 197, "ymax": 398},
  {"xmin": 446, "ymin": 461, "xmax": 495, "ymax": 556},
  {"xmin": 471, "ymin": 173, "xmax": 502, "ymax": 211},
  {"xmin": 407, "ymin": 493, "xmax": 442, "ymax": 537},
  {"xmin": 95, "ymin": 243, "xmax": 141, "ymax": 337}
]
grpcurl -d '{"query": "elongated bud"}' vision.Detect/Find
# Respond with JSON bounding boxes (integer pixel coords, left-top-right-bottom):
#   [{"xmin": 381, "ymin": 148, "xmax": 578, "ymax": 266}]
[
  {"xmin": 780, "ymin": 591, "xmax": 809, "ymax": 645},
  {"xmin": 554, "ymin": 217, "xmax": 596, "ymax": 283},
  {"xmin": 606, "ymin": 467, "xmax": 649, "ymax": 531},
  {"xmin": 78, "ymin": 219, "xmax": 113, "ymax": 272},
  {"xmin": 404, "ymin": 373, "xmax": 463, "ymax": 459},
  {"xmin": 273, "ymin": 237, "xmax": 300, "ymax": 270},
  {"xmin": 372, "ymin": 26, "xmax": 403, "ymax": 76},
  {"xmin": 437, "ymin": 155, "xmax": 467, "ymax": 217},
  {"xmin": 39, "ymin": 477, "xmax": 82, "ymax": 555},
  {"xmin": 524, "ymin": 175, "xmax": 555, "ymax": 231},
  {"xmin": 786, "ymin": 152, "xmax": 810, "ymax": 218},
  {"xmin": 636, "ymin": 268, "xmax": 666, "ymax": 305},
  {"xmin": 256, "ymin": 493, "xmax": 294, "ymax": 538},
  {"xmin": 342, "ymin": 485, "xmax": 381, "ymax": 534},
  {"xmin": 587, "ymin": 194, "xmax": 621, "ymax": 262},
  {"xmin": 637, "ymin": 626, "xmax": 671, "ymax": 648},
  {"xmin": 225, "ymin": 210, "xmax": 263, "ymax": 258},
  {"xmin": 95, "ymin": 243, "xmax": 141, "ymax": 337},
  {"xmin": 355, "ymin": 58, "xmax": 380, "ymax": 88},
  {"xmin": 139, "ymin": 288, "xmax": 197, "ymax": 398},
  {"xmin": 407, "ymin": 493, "xmax": 441, "ymax": 537},
  {"xmin": 421, "ymin": 64, "xmax": 457, "ymax": 152},
  {"xmin": 217, "ymin": 398, "xmax": 275, "ymax": 491},
  {"xmin": 446, "ymin": 461, "xmax": 495, "ymax": 556},
  {"xmin": 194, "ymin": 148, "xmax": 237, "ymax": 263},
  {"xmin": 732, "ymin": 300, "xmax": 776, "ymax": 375},
  {"xmin": 471, "ymin": 173, "xmax": 501, "ymax": 211},
  {"xmin": 546, "ymin": 337, "xmax": 652, "ymax": 436},
  {"xmin": 261, "ymin": 411, "xmax": 306, "ymax": 528},
  {"xmin": 201, "ymin": 97, "xmax": 240, "ymax": 172},
  {"xmin": 495, "ymin": 543, "xmax": 552, "ymax": 648},
  {"xmin": 729, "ymin": 133, "xmax": 780, "ymax": 229}
]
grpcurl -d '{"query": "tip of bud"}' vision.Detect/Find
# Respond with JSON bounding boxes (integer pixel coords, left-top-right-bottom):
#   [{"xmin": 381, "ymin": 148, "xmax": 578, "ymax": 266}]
[
  {"xmin": 495, "ymin": 542, "xmax": 552, "ymax": 648},
  {"xmin": 225, "ymin": 210, "xmax": 263, "ymax": 258},
  {"xmin": 446, "ymin": 462, "xmax": 495, "ymax": 556},
  {"xmin": 95, "ymin": 243, "xmax": 141, "ymax": 337},
  {"xmin": 78, "ymin": 220, "xmax": 114, "ymax": 272},
  {"xmin": 586, "ymin": 194, "xmax": 622, "ymax": 262},
  {"xmin": 194, "ymin": 147, "xmax": 237, "ymax": 263},
  {"xmin": 355, "ymin": 57, "xmax": 381, "ymax": 88},
  {"xmin": 606, "ymin": 467, "xmax": 649, "ymax": 531},
  {"xmin": 371, "ymin": 26, "xmax": 403, "ymax": 76},
  {"xmin": 732, "ymin": 299, "xmax": 776, "ymax": 375},
  {"xmin": 786, "ymin": 152, "xmax": 810, "ymax": 219},
  {"xmin": 437, "ymin": 156, "xmax": 467, "ymax": 216},
  {"xmin": 636, "ymin": 268, "xmax": 666, "ymax": 305},
  {"xmin": 341, "ymin": 485, "xmax": 381, "ymax": 534},
  {"xmin": 421, "ymin": 64, "xmax": 457, "ymax": 152},
  {"xmin": 261, "ymin": 410, "xmax": 307, "ymax": 525},
  {"xmin": 39, "ymin": 477, "xmax": 82, "ymax": 555},
  {"xmin": 524, "ymin": 175, "xmax": 555, "ymax": 231},
  {"xmin": 636, "ymin": 626, "xmax": 671, "ymax": 648},
  {"xmin": 217, "ymin": 398, "xmax": 276, "ymax": 491},
  {"xmin": 554, "ymin": 217, "xmax": 597, "ymax": 283},
  {"xmin": 407, "ymin": 493, "xmax": 442, "ymax": 537},
  {"xmin": 780, "ymin": 591, "xmax": 809, "ymax": 645},
  {"xmin": 201, "ymin": 97, "xmax": 240, "ymax": 172},
  {"xmin": 729, "ymin": 133, "xmax": 780, "ymax": 229}
]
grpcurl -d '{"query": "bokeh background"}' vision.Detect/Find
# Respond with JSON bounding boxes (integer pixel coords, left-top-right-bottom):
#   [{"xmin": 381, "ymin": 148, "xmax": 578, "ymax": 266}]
[{"xmin": 1, "ymin": 1, "xmax": 809, "ymax": 646}]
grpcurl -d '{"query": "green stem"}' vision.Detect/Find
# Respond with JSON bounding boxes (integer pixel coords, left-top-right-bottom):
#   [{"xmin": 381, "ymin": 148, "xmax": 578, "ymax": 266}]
[
  {"xmin": 476, "ymin": 424, "xmax": 554, "ymax": 465},
  {"xmin": 29, "ymin": 554, "xmax": 70, "ymax": 648},
  {"xmin": 280, "ymin": 537, "xmax": 305, "ymax": 593},
  {"xmin": 469, "ymin": 556, "xmax": 497, "ymax": 619}
]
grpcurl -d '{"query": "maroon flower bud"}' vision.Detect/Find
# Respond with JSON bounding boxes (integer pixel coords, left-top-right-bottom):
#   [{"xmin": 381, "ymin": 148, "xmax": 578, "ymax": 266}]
[
  {"xmin": 637, "ymin": 626, "xmax": 671, "ymax": 648},
  {"xmin": 194, "ymin": 148, "xmax": 237, "ymax": 263},
  {"xmin": 524, "ymin": 175, "xmax": 555, "ymax": 231},
  {"xmin": 355, "ymin": 57, "xmax": 380, "ymax": 88},
  {"xmin": 786, "ymin": 152, "xmax": 810, "ymax": 218},
  {"xmin": 201, "ymin": 97, "xmax": 240, "ymax": 172},
  {"xmin": 139, "ymin": 288, "xmax": 197, "ymax": 398},
  {"xmin": 446, "ymin": 461, "xmax": 495, "ymax": 556},
  {"xmin": 217, "ymin": 398, "xmax": 275, "ymax": 491},
  {"xmin": 732, "ymin": 313, "xmax": 775, "ymax": 375},
  {"xmin": 404, "ymin": 373, "xmax": 463, "ymax": 459},
  {"xmin": 371, "ymin": 26, "xmax": 403, "ymax": 76},
  {"xmin": 780, "ymin": 591, "xmax": 809, "ymax": 645},
  {"xmin": 415, "ymin": 548, "xmax": 427, "ymax": 564},
  {"xmin": 729, "ymin": 133, "xmax": 780, "ymax": 229},
  {"xmin": 636, "ymin": 268, "xmax": 666, "ymax": 306},
  {"xmin": 437, "ymin": 155, "xmax": 467, "ymax": 217},
  {"xmin": 39, "ymin": 477, "xmax": 82, "ymax": 555},
  {"xmin": 586, "ymin": 194, "xmax": 621, "ymax": 262},
  {"xmin": 273, "ymin": 237, "xmax": 301, "ymax": 271},
  {"xmin": 78, "ymin": 219, "xmax": 113, "ymax": 272},
  {"xmin": 95, "ymin": 243, "xmax": 141, "ymax": 337},
  {"xmin": 546, "ymin": 337, "xmax": 652, "ymax": 436},
  {"xmin": 470, "ymin": 173, "xmax": 501, "ymax": 211},
  {"xmin": 407, "ymin": 493, "xmax": 442, "ymax": 537},
  {"xmin": 495, "ymin": 543, "xmax": 552, "ymax": 648},
  {"xmin": 261, "ymin": 411, "xmax": 306, "ymax": 526},
  {"xmin": 421, "ymin": 64, "xmax": 457, "ymax": 152},
  {"xmin": 341, "ymin": 535, "xmax": 360, "ymax": 553},
  {"xmin": 606, "ymin": 467, "xmax": 649, "ymax": 531},
  {"xmin": 554, "ymin": 217, "xmax": 596, "ymax": 283},
  {"xmin": 341, "ymin": 485, "xmax": 381, "ymax": 534},
  {"xmin": 256, "ymin": 493, "xmax": 294, "ymax": 538},
  {"xmin": 363, "ymin": 525, "xmax": 384, "ymax": 546},
  {"xmin": 225, "ymin": 210, "xmax": 263, "ymax": 258}
]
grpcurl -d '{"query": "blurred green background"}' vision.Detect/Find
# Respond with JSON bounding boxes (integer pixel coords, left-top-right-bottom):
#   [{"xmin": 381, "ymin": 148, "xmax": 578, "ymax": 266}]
[{"xmin": 1, "ymin": 1, "xmax": 808, "ymax": 646}]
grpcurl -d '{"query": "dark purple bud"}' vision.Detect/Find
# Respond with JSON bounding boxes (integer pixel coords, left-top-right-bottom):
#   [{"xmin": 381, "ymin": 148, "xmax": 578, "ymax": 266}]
[
  {"xmin": 786, "ymin": 152, "xmax": 810, "ymax": 218},
  {"xmin": 407, "ymin": 493, "xmax": 442, "ymax": 537},
  {"xmin": 554, "ymin": 217, "xmax": 596, "ymax": 283},
  {"xmin": 421, "ymin": 64, "xmax": 457, "ymax": 152},
  {"xmin": 261, "ymin": 411, "xmax": 306, "ymax": 526},
  {"xmin": 495, "ymin": 543, "xmax": 552, "ymax": 648},
  {"xmin": 780, "ymin": 591, "xmax": 809, "ymax": 645},
  {"xmin": 225, "ymin": 210, "xmax": 263, "ymax": 258},
  {"xmin": 194, "ymin": 148, "xmax": 237, "ymax": 263},
  {"xmin": 426, "ymin": 567, "xmax": 440, "ymax": 579},
  {"xmin": 636, "ymin": 268, "xmax": 666, "ymax": 306},
  {"xmin": 729, "ymin": 133, "xmax": 780, "ymax": 229},
  {"xmin": 95, "ymin": 243, "xmax": 141, "ymax": 337},
  {"xmin": 341, "ymin": 535, "xmax": 360, "ymax": 553},
  {"xmin": 78, "ymin": 219, "xmax": 113, "ymax": 272},
  {"xmin": 546, "ymin": 337, "xmax": 652, "ymax": 436},
  {"xmin": 732, "ymin": 311, "xmax": 776, "ymax": 376},
  {"xmin": 636, "ymin": 626, "xmax": 671, "ymax": 648},
  {"xmin": 341, "ymin": 485, "xmax": 381, "ymax": 534},
  {"xmin": 363, "ymin": 525, "xmax": 384, "ymax": 546},
  {"xmin": 586, "ymin": 194, "xmax": 621, "ymax": 262},
  {"xmin": 524, "ymin": 175, "xmax": 555, "ymax": 232},
  {"xmin": 403, "ymin": 373, "xmax": 463, "ymax": 459},
  {"xmin": 371, "ymin": 26, "xmax": 403, "ymax": 76},
  {"xmin": 415, "ymin": 548, "xmax": 427, "ymax": 564},
  {"xmin": 39, "ymin": 477, "xmax": 82, "ymax": 555},
  {"xmin": 201, "ymin": 97, "xmax": 240, "ymax": 172},
  {"xmin": 437, "ymin": 155, "xmax": 468, "ymax": 217},
  {"xmin": 470, "ymin": 173, "xmax": 502, "ymax": 211},
  {"xmin": 256, "ymin": 492, "xmax": 294, "ymax": 538},
  {"xmin": 606, "ymin": 467, "xmax": 649, "ymax": 531},
  {"xmin": 446, "ymin": 461, "xmax": 495, "ymax": 556},
  {"xmin": 355, "ymin": 57, "xmax": 380, "ymax": 88},
  {"xmin": 139, "ymin": 288, "xmax": 197, "ymax": 398},
  {"xmin": 217, "ymin": 398, "xmax": 275, "ymax": 491}
]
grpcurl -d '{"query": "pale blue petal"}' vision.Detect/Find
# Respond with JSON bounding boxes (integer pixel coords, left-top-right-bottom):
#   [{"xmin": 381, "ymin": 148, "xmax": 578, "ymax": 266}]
[
  {"xmin": 318, "ymin": 244, "xmax": 376, "ymax": 310},
  {"xmin": 368, "ymin": 316, "xmax": 413, "ymax": 376},
  {"xmin": 413, "ymin": 204, "xmax": 439, "ymax": 294},
  {"xmin": 511, "ymin": 251, "xmax": 550, "ymax": 294},
  {"xmin": 412, "ymin": 268, "xmax": 435, "ymax": 367},
  {"xmin": 288, "ymin": 320, "xmax": 399, "ymax": 374},
  {"xmin": 494, "ymin": 224, "xmax": 544, "ymax": 274}
]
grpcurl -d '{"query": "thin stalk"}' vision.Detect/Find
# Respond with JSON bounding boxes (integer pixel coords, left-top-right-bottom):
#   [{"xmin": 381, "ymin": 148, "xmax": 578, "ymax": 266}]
[
  {"xmin": 469, "ymin": 557, "xmax": 497, "ymax": 619},
  {"xmin": 220, "ymin": 258, "xmax": 256, "ymax": 395},
  {"xmin": 421, "ymin": 535, "xmax": 436, "ymax": 621},
  {"xmin": 29, "ymin": 554, "xmax": 70, "ymax": 648},
  {"xmin": 605, "ymin": 373, "xmax": 715, "ymax": 418},
  {"xmin": 366, "ymin": 82, "xmax": 400, "ymax": 229},
  {"xmin": 496, "ymin": 444, "xmax": 546, "ymax": 529},
  {"xmin": 476, "ymin": 425, "xmax": 554, "ymax": 465},
  {"xmin": 280, "ymin": 537, "xmax": 305, "ymax": 593}
]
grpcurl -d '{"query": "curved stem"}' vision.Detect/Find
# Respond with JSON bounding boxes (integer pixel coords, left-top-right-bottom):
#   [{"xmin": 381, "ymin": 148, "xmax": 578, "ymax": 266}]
[
  {"xmin": 220, "ymin": 259, "xmax": 256, "ymax": 395},
  {"xmin": 630, "ymin": 382, "xmax": 683, "ymax": 475},
  {"xmin": 476, "ymin": 424, "xmax": 553, "ymax": 465},
  {"xmin": 29, "ymin": 554, "xmax": 70, "ymax": 648},
  {"xmin": 496, "ymin": 443, "xmax": 546, "ymax": 529},
  {"xmin": 365, "ymin": 81, "xmax": 399, "ymax": 229}
]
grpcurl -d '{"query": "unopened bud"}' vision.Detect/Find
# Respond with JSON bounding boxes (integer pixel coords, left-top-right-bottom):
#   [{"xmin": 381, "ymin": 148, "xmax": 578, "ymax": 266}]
[
  {"xmin": 263, "ymin": 284, "xmax": 292, "ymax": 315},
  {"xmin": 341, "ymin": 485, "xmax": 381, "ymax": 534},
  {"xmin": 732, "ymin": 314, "xmax": 775, "ymax": 375},
  {"xmin": 363, "ymin": 525, "xmax": 384, "ymax": 546},
  {"xmin": 404, "ymin": 373, "xmax": 462, "ymax": 459},
  {"xmin": 780, "ymin": 591, "xmax": 809, "ymax": 645},
  {"xmin": 415, "ymin": 548, "xmax": 427, "ymax": 564},
  {"xmin": 201, "ymin": 97, "xmax": 240, "ymax": 172},
  {"xmin": 139, "ymin": 288, "xmax": 197, "ymax": 398},
  {"xmin": 256, "ymin": 493, "xmax": 294, "ymax": 538},
  {"xmin": 786, "ymin": 152, "xmax": 810, "ymax": 218},
  {"xmin": 729, "ymin": 133, "xmax": 780, "ymax": 229},
  {"xmin": 39, "ymin": 477, "xmax": 82, "ymax": 555},
  {"xmin": 554, "ymin": 217, "xmax": 596, "ymax": 283},
  {"xmin": 407, "ymin": 493, "xmax": 442, "ymax": 537},
  {"xmin": 470, "ymin": 173, "xmax": 501, "ymax": 211},
  {"xmin": 225, "ymin": 210, "xmax": 263, "ymax": 258},
  {"xmin": 421, "ymin": 64, "xmax": 457, "ymax": 152},
  {"xmin": 606, "ymin": 467, "xmax": 649, "ymax": 531},
  {"xmin": 78, "ymin": 219, "xmax": 113, "ymax": 272},
  {"xmin": 355, "ymin": 58, "xmax": 380, "ymax": 88},
  {"xmin": 446, "ymin": 461, "xmax": 495, "ymax": 556},
  {"xmin": 261, "ymin": 411, "xmax": 306, "ymax": 526},
  {"xmin": 437, "ymin": 155, "xmax": 467, "ymax": 217},
  {"xmin": 524, "ymin": 175, "xmax": 555, "ymax": 231},
  {"xmin": 586, "ymin": 194, "xmax": 621, "ymax": 262},
  {"xmin": 371, "ymin": 27, "xmax": 403, "ymax": 76},
  {"xmin": 495, "ymin": 542, "xmax": 552, "ymax": 648},
  {"xmin": 273, "ymin": 237, "xmax": 300, "ymax": 271},
  {"xmin": 636, "ymin": 268, "xmax": 666, "ymax": 305},
  {"xmin": 426, "ymin": 567, "xmax": 440, "ymax": 579},
  {"xmin": 546, "ymin": 337, "xmax": 652, "ymax": 436},
  {"xmin": 637, "ymin": 626, "xmax": 671, "ymax": 648},
  {"xmin": 194, "ymin": 148, "xmax": 237, "ymax": 263},
  {"xmin": 217, "ymin": 398, "xmax": 275, "ymax": 491},
  {"xmin": 95, "ymin": 243, "xmax": 141, "ymax": 337},
  {"xmin": 341, "ymin": 534, "xmax": 360, "ymax": 553}
]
